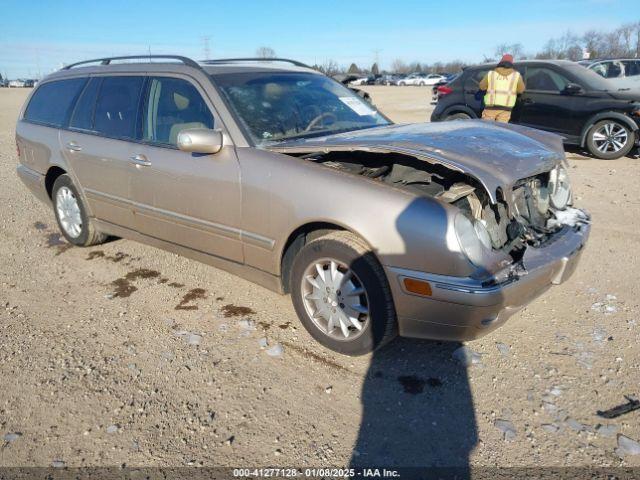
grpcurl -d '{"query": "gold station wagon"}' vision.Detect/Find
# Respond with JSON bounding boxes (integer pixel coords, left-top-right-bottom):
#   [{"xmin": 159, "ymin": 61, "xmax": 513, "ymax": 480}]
[{"xmin": 16, "ymin": 55, "xmax": 590, "ymax": 355}]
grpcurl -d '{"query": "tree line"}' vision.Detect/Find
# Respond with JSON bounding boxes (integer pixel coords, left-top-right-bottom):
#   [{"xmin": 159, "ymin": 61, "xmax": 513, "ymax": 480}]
[
  {"xmin": 492, "ymin": 21, "xmax": 640, "ymax": 62},
  {"xmin": 256, "ymin": 20, "xmax": 640, "ymax": 77}
]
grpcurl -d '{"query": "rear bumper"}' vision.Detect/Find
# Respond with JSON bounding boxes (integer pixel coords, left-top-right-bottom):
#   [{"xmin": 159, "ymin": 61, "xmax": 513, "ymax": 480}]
[
  {"xmin": 17, "ymin": 164, "xmax": 50, "ymax": 205},
  {"xmin": 385, "ymin": 221, "xmax": 590, "ymax": 341}
]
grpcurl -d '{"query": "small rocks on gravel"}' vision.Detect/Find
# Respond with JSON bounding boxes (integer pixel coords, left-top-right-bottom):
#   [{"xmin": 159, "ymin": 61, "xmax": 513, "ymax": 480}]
[
  {"xmin": 173, "ymin": 330, "xmax": 203, "ymax": 346},
  {"xmin": 266, "ymin": 344, "xmax": 284, "ymax": 357},
  {"xmin": 496, "ymin": 343, "xmax": 510, "ymax": 356},
  {"xmin": 565, "ymin": 418, "xmax": 586, "ymax": 432},
  {"xmin": 596, "ymin": 424, "xmax": 618, "ymax": 437},
  {"xmin": 452, "ymin": 346, "xmax": 482, "ymax": 366},
  {"xmin": 494, "ymin": 419, "xmax": 517, "ymax": 441},
  {"xmin": 237, "ymin": 319, "xmax": 256, "ymax": 331},
  {"xmin": 541, "ymin": 423, "xmax": 560, "ymax": 433},
  {"xmin": 616, "ymin": 435, "xmax": 640, "ymax": 457},
  {"xmin": 106, "ymin": 425, "xmax": 119, "ymax": 434},
  {"xmin": 3, "ymin": 432, "xmax": 21, "ymax": 442}
]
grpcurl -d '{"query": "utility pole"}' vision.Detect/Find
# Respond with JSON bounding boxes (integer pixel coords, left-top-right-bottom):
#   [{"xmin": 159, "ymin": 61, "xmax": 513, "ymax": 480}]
[
  {"xmin": 202, "ymin": 36, "xmax": 211, "ymax": 60},
  {"xmin": 373, "ymin": 49, "xmax": 381, "ymax": 67}
]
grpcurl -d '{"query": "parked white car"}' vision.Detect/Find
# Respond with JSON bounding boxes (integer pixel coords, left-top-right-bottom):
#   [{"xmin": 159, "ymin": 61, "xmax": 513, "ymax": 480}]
[
  {"xmin": 397, "ymin": 73, "xmax": 446, "ymax": 86},
  {"xmin": 578, "ymin": 59, "xmax": 640, "ymax": 79},
  {"xmin": 348, "ymin": 76, "xmax": 370, "ymax": 86},
  {"xmin": 8, "ymin": 79, "xmax": 26, "ymax": 88}
]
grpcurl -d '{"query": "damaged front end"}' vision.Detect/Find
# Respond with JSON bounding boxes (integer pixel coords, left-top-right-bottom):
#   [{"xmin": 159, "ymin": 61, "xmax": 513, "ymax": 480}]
[
  {"xmin": 267, "ymin": 120, "xmax": 591, "ymax": 341},
  {"xmin": 272, "ymin": 144, "xmax": 589, "ymax": 281}
]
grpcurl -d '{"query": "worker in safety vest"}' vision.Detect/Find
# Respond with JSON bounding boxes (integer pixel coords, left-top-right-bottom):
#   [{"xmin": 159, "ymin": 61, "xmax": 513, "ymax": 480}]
[{"xmin": 478, "ymin": 54, "xmax": 525, "ymax": 123}]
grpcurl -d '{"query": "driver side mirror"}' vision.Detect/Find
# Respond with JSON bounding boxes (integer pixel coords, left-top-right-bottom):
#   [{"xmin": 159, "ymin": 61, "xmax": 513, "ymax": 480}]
[
  {"xmin": 177, "ymin": 128, "xmax": 224, "ymax": 154},
  {"xmin": 563, "ymin": 83, "xmax": 583, "ymax": 95}
]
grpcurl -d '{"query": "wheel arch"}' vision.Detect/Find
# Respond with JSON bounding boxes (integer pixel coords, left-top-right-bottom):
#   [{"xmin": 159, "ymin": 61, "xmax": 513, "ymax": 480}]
[
  {"xmin": 441, "ymin": 104, "xmax": 479, "ymax": 119},
  {"xmin": 580, "ymin": 111, "xmax": 639, "ymax": 147},
  {"xmin": 279, "ymin": 221, "xmax": 376, "ymax": 294},
  {"xmin": 45, "ymin": 165, "xmax": 67, "ymax": 199}
]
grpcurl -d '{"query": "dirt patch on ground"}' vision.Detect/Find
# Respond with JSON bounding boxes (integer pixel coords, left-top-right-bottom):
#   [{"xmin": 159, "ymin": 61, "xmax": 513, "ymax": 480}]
[
  {"xmin": 221, "ymin": 304, "xmax": 256, "ymax": 317},
  {"xmin": 110, "ymin": 268, "xmax": 161, "ymax": 298},
  {"xmin": 175, "ymin": 288, "xmax": 207, "ymax": 311}
]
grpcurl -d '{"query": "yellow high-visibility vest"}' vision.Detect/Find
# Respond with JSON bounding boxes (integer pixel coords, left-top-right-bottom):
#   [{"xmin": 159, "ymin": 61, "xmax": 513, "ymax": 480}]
[{"xmin": 484, "ymin": 70, "xmax": 521, "ymax": 108}]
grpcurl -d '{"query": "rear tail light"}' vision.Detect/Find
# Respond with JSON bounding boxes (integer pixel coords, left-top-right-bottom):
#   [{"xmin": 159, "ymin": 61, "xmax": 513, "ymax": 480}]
[{"xmin": 437, "ymin": 85, "xmax": 453, "ymax": 96}]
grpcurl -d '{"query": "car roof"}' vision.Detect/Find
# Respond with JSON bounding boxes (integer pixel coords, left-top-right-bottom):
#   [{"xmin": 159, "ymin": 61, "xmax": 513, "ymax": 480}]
[
  {"xmin": 38, "ymin": 56, "xmax": 322, "ymax": 83},
  {"xmin": 468, "ymin": 59, "xmax": 580, "ymax": 70},
  {"xmin": 581, "ymin": 58, "xmax": 640, "ymax": 63}
]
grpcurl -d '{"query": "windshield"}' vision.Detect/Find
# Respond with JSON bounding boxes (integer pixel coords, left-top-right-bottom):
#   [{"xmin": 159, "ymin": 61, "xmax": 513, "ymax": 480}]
[{"xmin": 213, "ymin": 72, "xmax": 390, "ymax": 144}]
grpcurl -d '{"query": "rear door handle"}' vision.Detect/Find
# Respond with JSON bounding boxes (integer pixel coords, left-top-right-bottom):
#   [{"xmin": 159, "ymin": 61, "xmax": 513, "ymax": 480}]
[
  {"xmin": 522, "ymin": 98, "xmax": 535, "ymax": 104},
  {"xmin": 129, "ymin": 154, "xmax": 151, "ymax": 167},
  {"xmin": 66, "ymin": 141, "xmax": 82, "ymax": 152}
]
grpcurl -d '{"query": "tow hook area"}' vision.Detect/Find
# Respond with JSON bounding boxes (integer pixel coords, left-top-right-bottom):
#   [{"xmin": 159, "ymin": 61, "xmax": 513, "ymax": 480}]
[{"xmin": 493, "ymin": 260, "xmax": 528, "ymax": 285}]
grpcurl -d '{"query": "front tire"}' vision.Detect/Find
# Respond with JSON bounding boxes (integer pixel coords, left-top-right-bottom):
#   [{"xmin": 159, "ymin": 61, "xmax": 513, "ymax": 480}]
[
  {"xmin": 290, "ymin": 231, "xmax": 397, "ymax": 356},
  {"xmin": 586, "ymin": 119, "xmax": 634, "ymax": 159},
  {"xmin": 445, "ymin": 112, "xmax": 472, "ymax": 121},
  {"xmin": 52, "ymin": 174, "xmax": 107, "ymax": 246}
]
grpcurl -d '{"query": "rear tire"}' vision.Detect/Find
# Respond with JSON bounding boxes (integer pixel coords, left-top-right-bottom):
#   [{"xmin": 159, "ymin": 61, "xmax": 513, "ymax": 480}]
[
  {"xmin": 290, "ymin": 231, "xmax": 397, "ymax": 356},
  {"xmin": 445, "ymin": 112, "xmax": 472, "ymax": 121},
  {"xmin": 586, "ymin": 119, "xmax": 634, "ymax": 159},
  {"xmin": 52, "ymin": 174, "xmax": 107, "ymax": 247}
]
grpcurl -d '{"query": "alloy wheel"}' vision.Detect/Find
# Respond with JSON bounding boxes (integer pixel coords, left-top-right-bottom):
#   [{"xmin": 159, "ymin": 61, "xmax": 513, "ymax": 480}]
[
  {"xmin": 55, "ymin": 186, "xmax": 83, "ymax": 238},
  {"xmin": 300, "ymin": 258, "xmax": 370, "ymax": 341},
  {"xmin": 592, "ymin": 122, "xmax": 628, "ymax": 154}
]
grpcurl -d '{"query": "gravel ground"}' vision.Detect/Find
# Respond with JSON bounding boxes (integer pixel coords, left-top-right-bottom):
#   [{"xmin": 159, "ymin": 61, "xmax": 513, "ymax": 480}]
[{"xmin": 1, "ymin": 86, "xmax": 639, "ymax": 469}]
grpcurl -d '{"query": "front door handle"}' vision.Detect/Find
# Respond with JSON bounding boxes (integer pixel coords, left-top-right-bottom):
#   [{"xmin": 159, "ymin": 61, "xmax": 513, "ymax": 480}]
[
  {"xmin": 66, "ymin": 141, "xmax": 82, "ymax": 152},
  {"xmin": 522, "ymin": 98, "xmax": 535, "ymax": 104},
  {"xmin": 129, "ymin": 154, "xmax": 151, "ymax": 167}
]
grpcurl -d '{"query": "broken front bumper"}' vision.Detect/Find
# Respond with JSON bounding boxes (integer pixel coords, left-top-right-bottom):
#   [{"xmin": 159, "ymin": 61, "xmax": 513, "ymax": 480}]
[{"xmin": 385, "ymin": 220, "xmax": 591, "ymax": 341}]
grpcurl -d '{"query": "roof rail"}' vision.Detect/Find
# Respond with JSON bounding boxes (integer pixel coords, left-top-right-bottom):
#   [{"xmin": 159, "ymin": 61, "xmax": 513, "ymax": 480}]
[
  {"xmin": 62, "ymin": 55, "xmax": 201, "ymax": 70},
  {"xmin": 201, "ymin": 58, "xmax": 312, "ymax": 69}
]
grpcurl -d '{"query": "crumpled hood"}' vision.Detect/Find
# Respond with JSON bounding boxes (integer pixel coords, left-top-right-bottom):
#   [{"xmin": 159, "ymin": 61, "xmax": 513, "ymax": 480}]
[{"xmin": 268, "ymin": 120, "xmax": 566, "ymax": 204}]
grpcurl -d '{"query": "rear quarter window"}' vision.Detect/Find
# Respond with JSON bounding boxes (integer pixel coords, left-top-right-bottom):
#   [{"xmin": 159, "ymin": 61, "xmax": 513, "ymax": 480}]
[{"xmin": 23, "ymin": 78, "xmax": 87, "ymax": 127}]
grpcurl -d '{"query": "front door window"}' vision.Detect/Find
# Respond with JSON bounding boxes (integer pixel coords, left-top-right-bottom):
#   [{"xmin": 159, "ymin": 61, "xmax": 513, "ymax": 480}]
[{"xmin": 143, "ymin": 77, "xmax": 214, "ymax": 147}]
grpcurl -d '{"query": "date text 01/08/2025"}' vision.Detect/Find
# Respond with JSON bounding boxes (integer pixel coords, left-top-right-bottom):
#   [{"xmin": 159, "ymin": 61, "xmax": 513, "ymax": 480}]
[{"xmin": 232, "ymin": 468, "xmax": 401, "ymax": 477}]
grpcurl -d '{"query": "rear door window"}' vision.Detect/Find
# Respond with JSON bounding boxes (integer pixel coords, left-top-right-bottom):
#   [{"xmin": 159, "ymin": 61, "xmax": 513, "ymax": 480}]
[
  {"xmin": 69, "ymin": 77, "xmax": 101, "ymax": 131},
  {"xmin": 464, "ymin": 69, "xmax": 490, "ymax": 90},
  {"xmin": 94, "ymin": 76, "xmax": 144, "ymax": 140},
  {"xmin": 23, "ymin": 78, "xmax": 87, "ymax": 127},
  {"xmin": 525, "ymin": 67, "xmax": 571, "ymax": 92},
  {"xmin": 142, "ymin": 77, "xmax": 214, "ymax": 147}
]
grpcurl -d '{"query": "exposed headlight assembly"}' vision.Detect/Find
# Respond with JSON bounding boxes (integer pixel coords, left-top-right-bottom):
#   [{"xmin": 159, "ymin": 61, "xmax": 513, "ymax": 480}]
[
  {"xmin": 455, "ymin": 214, "xmax": 491, "ymax": 266},
  {"xmin": 549, "ymin": 166, "xmax": 571, "ymax": 209}
]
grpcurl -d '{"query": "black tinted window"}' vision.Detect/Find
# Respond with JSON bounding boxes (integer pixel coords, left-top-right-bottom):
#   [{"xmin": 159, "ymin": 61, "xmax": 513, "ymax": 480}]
[
  {"xmin": 464, "ymin": 69, "xmax": 490, "ymax": 90},
  {"xmin": 69, "ymin": 78, "xmax": 101, "ymax": 131},
  {"xmin": 143, "ymin": 77, "xmax": 214, "ymax": 146},
  {"xmin": 24, "ymin": 78, "xmax": 87, "ymax": 127},
  {"xmin": 525, "ymin": 67, "xmax": 571, "ymax": 91},
  {"xmin": 622, "ymin": 61, "xmax": 640, "ymax": 77},
  {"xmin": 94, "ymin": 76, "xmax": 144, "ymax": 139}
]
